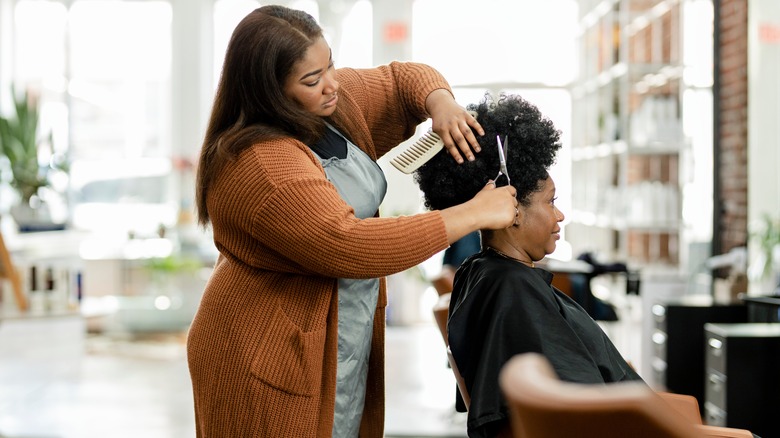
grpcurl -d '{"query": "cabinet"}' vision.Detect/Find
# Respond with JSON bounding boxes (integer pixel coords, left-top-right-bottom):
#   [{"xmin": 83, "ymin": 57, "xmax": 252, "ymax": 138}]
[
  {"xmin": 741, "ymin": 295, "xmax": 780, "ymax": 323},
  {"xmin": 649, "ymin": 296, "xmax": 747, "ymax": 412},
  {"xmin": 569, "ymin": 0, "xmax": 713, "ymax": 268},
  {"xmin": 704, "ymin": 323, "xmax": 780, "ymax": 438}
]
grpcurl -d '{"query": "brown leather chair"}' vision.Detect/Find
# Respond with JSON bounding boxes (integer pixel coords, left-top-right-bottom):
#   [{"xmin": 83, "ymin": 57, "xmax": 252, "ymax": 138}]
[
  {"xmin": 432, "ymin": 292, "xmax": 471, "ymax": 409},
  {"xmin": 431, "ymin": 265, "xmax": 456, "ymax": 296},
  {"xmin": 432, "ymin": 292, "xmax": 451, "ymax": 346},
  {"xmin": 499, "ymin": 353, "xmax": 754, "ymax": 438}
]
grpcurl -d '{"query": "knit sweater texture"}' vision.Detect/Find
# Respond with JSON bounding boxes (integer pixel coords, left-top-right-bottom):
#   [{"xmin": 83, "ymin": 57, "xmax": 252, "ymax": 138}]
[{"xmin": 187, "ymin": 62, "xmax": 452, "ymax": 437}]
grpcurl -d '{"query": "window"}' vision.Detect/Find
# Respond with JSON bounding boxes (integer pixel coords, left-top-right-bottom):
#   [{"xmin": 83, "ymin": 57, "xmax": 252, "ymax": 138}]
[{"xmin": 9, "ymin": 0, "xmax": 174, "ymax": 234}]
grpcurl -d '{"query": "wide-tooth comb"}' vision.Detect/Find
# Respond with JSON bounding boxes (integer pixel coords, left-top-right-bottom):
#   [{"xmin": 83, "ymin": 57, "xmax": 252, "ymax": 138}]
[{"xmin": 390, "ymin": 110, "xmax": 478, "ymax": 174}]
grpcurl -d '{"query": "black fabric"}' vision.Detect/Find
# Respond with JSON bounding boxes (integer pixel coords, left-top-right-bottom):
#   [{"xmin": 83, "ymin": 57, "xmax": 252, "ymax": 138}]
[
  {"xmin": 309, "ymin": 126, "xmax": 348, "ymax": 159},
  {"xmin": 443, "ymin": 231, "xmax": 481, "ymax": 268},
  {"xmin": 569, "ymin": 251, "xmax": 628, "ymax": 321},
  {"xmin": 570, "ymin": 273, "xmax": 619, "ymax": 321},
  {"xmin": 447, "ymin": 249, "xmax": 644, "ymax": 438}
]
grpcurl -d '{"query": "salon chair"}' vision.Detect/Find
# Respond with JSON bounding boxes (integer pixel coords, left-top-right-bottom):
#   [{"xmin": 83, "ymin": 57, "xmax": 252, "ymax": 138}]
[
  {"xmin": 499, "ymin": 353, "xmax": 754, "ymax": 438},
  {"xmin": 432, "ymin": 292, "xmax": 471, "ymax": 409}
]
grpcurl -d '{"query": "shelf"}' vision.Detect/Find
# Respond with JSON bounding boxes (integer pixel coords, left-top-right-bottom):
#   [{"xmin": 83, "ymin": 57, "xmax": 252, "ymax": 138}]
[
  {"xmin": 571, "ymin": 210, "xmax": 679, "ymax": 232},
  {"xmin": 572, "ymin": 140, "xmax": 685, "ymax": 161},
  {"xmin": 571, "ymin": 140, "xmax": 627, "ymax": 161},
  {"xmin": 625, "ymin": 0, "xmax": 681, "ymax": 36},
  {"xmin": 578, "ymin": 0, "xmax": 621, "ymax": 33},
  {"xmin": 571, "ymin": 63, "xmax": 628, "ymax": 98},
  {"xmin": 626, "ymin": 142, "xmax": 685, "ymax": 154}
]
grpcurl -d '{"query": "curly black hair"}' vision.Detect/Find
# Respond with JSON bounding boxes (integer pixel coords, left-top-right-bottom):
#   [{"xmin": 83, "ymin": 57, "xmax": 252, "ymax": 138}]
[{"xmin": 414, "ymin": 93, "xmax": 562, "ymax": 210}]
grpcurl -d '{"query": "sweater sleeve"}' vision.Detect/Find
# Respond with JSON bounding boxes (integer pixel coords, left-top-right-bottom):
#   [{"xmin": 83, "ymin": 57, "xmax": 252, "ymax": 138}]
[
  {"xmin": 334, "ymin": 62, "xmax": 453, "ymax": 159},
  {"xmin": 208, "ymin": 137, "xmax": 450, "ymax": 279}
]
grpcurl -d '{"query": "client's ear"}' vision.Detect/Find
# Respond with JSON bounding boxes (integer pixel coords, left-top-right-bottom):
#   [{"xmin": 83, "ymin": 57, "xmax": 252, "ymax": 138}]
[{"xmin": 513, "ymin": 206, "xmax": 525, "ymax": 227}]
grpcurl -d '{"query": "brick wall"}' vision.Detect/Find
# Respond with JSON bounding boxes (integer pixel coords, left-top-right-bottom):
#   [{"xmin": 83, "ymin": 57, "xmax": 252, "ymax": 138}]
[{"xmin": 717, "ymin": 0, "xmax": 749, "ymax": 252}]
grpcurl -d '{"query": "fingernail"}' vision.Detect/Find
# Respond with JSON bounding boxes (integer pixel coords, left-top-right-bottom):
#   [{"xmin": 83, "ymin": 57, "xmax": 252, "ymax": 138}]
[
  {"xmin": 468, "ymin": 156, "xmax": 475, "ymax": 161},
  {"xmin": 475, "ymin": 146, "xmax": 481, "ymax": 152}
]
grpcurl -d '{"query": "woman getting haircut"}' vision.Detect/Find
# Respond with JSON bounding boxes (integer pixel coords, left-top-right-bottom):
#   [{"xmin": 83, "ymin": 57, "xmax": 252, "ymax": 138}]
[
  {"xmin": 187, "ymin": 5, "xmax": 519, "ymax": 438},
  {"xmin": 415, "ymin": 93, "xmax": 643, "ymax": 438}
]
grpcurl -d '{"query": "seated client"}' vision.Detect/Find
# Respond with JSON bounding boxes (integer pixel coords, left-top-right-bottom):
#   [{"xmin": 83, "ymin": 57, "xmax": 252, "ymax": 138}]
[{"xmin": 414, "ymin": 93, "xmax": 643, "ymax": 438}]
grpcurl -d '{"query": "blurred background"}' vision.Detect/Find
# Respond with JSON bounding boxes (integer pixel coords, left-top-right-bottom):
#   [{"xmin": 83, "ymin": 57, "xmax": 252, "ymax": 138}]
[{"xmin": 0, "ymin": 0, "xmax": 779, "ymax": 437}]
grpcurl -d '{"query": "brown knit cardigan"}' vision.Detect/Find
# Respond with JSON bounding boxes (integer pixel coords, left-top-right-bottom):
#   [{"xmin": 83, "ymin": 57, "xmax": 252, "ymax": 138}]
[{"xmin": 187, "ymin": 62, "xmax": 452, "ymax": 437}]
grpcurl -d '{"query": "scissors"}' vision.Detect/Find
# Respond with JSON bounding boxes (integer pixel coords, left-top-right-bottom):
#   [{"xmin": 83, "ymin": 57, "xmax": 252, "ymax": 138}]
[{"xmin": 495, "ymin": 134, "xmax": 510, "ymax": 187}]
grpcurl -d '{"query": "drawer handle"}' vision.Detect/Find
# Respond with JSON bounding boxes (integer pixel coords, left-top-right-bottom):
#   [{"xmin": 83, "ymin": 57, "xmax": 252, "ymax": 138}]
[
  {"xmin": 708, "ymin": 373, "xmax": 725, "ymax": 392},
  {"xmin": 651, "ymin": 357, "xmax": 667, "ymax": 372},
  {"xmin": 704, "ymin": 402, "xmax": 725, "ymax": 426},
  {"xmin": 708, "ymin": 338, "xmax": 723, "ymax": 355},
  {"xmin": 652, "ymin": 304, "xmax": 666, "ymax": 318},
  {"xmin": 652, "ymin": 331, "xmax": 667, "ymax": 345}
]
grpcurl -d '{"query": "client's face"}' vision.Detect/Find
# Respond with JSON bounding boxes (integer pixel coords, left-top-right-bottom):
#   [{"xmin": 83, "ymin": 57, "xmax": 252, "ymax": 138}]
[{"xmin": 513, "ymin": 176, "xmax": 565, "ymax": 261}]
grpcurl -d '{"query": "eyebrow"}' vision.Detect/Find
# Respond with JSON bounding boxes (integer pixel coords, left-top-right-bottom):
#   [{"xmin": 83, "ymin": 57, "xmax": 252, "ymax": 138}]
[
  {"xmin": 298, "ymin": 68, "xmax": 323, "ymax": 82},
  {"xmin": 297, "ymin": 50, "xmax": 333, "ymax": 82}
]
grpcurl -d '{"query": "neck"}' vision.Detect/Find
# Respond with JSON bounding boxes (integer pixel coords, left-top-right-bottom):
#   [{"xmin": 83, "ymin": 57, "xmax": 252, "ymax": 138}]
[{"xmin": 485, "ymin": 246, "xmax": 535, "ymax": 268}]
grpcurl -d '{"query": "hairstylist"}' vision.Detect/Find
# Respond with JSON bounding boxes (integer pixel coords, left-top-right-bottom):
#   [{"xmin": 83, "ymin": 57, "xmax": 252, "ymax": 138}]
[{"xmin": 186, "ymin": 5, "xmax": 518, "ymax": 438}]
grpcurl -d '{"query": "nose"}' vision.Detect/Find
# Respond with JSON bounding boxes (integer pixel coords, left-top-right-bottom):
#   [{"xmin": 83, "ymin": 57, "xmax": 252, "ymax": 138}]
[
  {"xmin": 323, "ymin": 70, "xmax": 339, "ymax": 95},
  {"xmin": 555, "ymin": 205, "xmax": 565, "ymax": 222}
]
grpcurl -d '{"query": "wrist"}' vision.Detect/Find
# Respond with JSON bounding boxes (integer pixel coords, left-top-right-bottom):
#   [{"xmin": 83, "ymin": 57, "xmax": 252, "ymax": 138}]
[
  {"xmin": 440, "ymin": 201, "xmax": 481, "ymax": 244},
  {"xmin": 425, "ymin": 88, "xmax": 455, "ymax": 116}
]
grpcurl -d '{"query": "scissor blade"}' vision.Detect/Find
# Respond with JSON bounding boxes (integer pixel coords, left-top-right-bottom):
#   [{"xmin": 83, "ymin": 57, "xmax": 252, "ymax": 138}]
[{"xmin": 496, "ymin": 135, "xmax": 508, "ymax": 169}]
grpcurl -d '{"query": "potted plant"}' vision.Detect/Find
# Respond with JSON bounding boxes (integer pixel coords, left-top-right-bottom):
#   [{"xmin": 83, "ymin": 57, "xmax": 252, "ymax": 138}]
[
  {"xmin": 748, "ymin": 213, "xmax": 780, "ymax": 295},
  {"xmin": 0, "ymin": 86, "xmax": 68, "ymax": 231}
]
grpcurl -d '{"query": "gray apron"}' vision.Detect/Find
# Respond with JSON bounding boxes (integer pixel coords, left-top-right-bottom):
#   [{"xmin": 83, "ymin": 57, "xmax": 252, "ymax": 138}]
[{"xmin": 312, "ymin": 124, "xmax": 387, "ymax": 437}]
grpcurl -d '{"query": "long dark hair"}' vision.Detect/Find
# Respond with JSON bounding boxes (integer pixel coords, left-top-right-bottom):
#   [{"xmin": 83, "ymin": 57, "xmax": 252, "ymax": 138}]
[{"xmin": 196, "ymin": 5, "xmax": 326, "ymax": 226}]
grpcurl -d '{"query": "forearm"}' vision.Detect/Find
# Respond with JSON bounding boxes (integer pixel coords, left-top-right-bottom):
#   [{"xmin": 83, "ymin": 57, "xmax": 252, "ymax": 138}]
[{"xmin": 439, "ymin": 202, "xmax": 481, "ymax": 245}]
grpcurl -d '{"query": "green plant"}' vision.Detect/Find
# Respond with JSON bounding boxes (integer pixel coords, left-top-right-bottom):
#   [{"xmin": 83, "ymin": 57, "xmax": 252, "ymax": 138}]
[
  {"xmin": 751, "ymin": 213, "xmax": 780, "ymax": 281},
  {"xmin": 0, "ymin": 86, "xmax": 67, "ymax": 205},
  {"xmin": 144, "ymin": 254, "xmax": 202, "ymax": 274}
]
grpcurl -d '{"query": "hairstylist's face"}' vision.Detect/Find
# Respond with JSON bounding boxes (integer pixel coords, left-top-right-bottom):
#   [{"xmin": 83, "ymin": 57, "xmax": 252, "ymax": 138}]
[
  {"xmin": 514, "ymin": 176, "xmax": 565, "ymax": 261},
  {"xmin": 283, "ymin": 37, "xmax": 339, "ymax": 117}
]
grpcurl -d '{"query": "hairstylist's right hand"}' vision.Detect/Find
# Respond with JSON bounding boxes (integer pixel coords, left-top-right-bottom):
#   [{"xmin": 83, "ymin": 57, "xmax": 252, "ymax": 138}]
[
  {"xmin": 440, "ymin": 180, "xmax": 518, "ymax": 244},
  {"xmin": 471, "ymin": 180, "xmax": 518, "ymax": 230}
]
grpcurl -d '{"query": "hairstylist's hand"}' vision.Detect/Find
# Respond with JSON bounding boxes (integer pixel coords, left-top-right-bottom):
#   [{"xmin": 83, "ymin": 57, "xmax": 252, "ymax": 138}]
[
  {"xmin": 425, "ymin": 89, "xmax": 484, "ymax": 164},
  {"xmin": 469, "ymin": 180, "xmax": 518, "ymax": 230},
  {"xmin": 440, "ymin": 180, "xmax": 518, "ymax": 244}
]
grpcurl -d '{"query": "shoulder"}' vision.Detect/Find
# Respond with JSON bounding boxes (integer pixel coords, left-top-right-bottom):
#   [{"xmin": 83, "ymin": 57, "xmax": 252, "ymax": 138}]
[
  {"xmin": 451, "ymin": 254, "xmax": 545, "ymax": 314},
  {"xmin": 231, "ymin": 137, "xmax": 323, "ymax": 182},
  {"xmin": 211, "ymin": 137, "xmax": 328, "ymax": 209},
  {"xmin": 458, "ymin": 254, "xmax": 542, "ymax": 290},
  {"xmin": 336, "ymin": 62, "xmax": 446, "ymax": 93},
  {"xmin": 335, "ymin": 62, "xmax": 438, "ymax": 79}
]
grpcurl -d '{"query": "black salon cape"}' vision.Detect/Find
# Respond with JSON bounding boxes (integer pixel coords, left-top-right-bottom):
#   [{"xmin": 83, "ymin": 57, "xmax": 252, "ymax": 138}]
[{"xmin": 448, "ymin": 250, "xmax": 643, "ymax": 437}]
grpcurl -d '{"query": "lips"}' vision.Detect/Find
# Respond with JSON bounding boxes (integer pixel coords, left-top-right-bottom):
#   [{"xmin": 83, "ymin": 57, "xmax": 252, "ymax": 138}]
[{"xmin": 323, "ymin": 94, "xmax": 338, "ymax": 108}]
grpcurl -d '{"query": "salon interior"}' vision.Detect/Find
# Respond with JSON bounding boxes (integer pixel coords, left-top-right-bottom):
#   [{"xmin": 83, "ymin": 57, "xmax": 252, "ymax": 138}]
[{"xmin": 0, "ymin": 0, "xmax": 779, "ymax": 437}]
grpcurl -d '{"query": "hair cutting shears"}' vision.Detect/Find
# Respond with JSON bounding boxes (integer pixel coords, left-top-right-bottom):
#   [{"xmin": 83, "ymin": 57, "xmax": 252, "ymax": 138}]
[{"xmin": 495, "ymin": 134, "xmax": 510, "ymax": 187}]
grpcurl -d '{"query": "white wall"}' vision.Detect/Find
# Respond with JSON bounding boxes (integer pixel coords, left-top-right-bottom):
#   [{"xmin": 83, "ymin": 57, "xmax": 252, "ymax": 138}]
[{"xmin": 748, "ymin": 0, "xmax": 780, "ymax": 294}]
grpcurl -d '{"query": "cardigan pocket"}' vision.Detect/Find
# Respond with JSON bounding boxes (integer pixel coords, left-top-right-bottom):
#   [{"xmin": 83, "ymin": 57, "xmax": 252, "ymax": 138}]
[{"xmin": 250, "ymin": 305, "xmax": 327, "ymax": 397}]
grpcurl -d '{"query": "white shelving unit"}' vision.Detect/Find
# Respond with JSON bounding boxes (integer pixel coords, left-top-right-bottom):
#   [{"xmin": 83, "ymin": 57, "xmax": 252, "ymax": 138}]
[{"xmin": 569, "ymin": 0, "xmax": 713, "ymax": 271}]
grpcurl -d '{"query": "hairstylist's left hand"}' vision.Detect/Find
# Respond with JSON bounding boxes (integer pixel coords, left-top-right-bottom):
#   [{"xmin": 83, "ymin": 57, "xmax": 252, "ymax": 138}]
[{"xmin": 425, "ymin": 89, "xmax": 484, "ymax": 164}]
